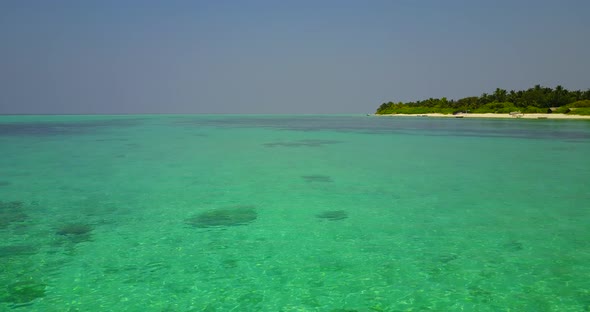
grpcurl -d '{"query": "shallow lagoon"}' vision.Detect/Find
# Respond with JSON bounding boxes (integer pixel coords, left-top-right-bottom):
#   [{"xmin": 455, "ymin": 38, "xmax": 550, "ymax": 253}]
[{"xmin": 1, "ymin": 115, "xmax": 589, "ymax": 311}]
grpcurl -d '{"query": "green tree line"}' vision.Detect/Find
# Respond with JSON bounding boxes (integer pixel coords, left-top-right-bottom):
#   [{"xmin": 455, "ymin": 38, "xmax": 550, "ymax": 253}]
[{"xmin": 376, "ymin": 85, "xmax": 590, "ymax": 115}]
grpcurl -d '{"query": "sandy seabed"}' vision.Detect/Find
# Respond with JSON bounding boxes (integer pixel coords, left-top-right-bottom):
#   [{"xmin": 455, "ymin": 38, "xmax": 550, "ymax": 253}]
[{"xmin": 377, "ymin": 113, "xmax": 590, "ymax": 120}]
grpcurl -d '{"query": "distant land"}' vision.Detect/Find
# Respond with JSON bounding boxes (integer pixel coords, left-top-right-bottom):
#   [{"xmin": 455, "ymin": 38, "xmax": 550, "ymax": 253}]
[{"xmin": 376, "ymin": 85, "xmax": 590, "ymax": 116}]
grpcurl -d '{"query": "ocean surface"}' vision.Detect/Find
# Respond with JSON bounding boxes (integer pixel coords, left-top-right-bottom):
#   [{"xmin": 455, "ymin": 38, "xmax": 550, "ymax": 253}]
[{"xmin": 1, "ymin": 114, "xmax": 589, "ymax": 311}]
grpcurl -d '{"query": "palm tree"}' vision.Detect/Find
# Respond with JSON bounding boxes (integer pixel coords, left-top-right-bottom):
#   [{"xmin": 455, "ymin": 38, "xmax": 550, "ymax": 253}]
[
  {"xmin": 553, "ymin": 85, "xmax": 565, "ymax": 106},
  {"xmin": 493, "ymin": 88, "xmax": 507, "ymax": 102}
]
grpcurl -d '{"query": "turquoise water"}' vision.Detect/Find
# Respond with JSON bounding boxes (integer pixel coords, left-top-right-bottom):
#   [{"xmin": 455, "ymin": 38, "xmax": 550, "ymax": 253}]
[{"xmin": 1, "ymin": 115, "xmax": 589, "ymax": 311}]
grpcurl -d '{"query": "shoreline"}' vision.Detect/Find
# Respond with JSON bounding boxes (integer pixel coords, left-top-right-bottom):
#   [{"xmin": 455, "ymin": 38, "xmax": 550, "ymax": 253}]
[{"xmin": 374, "ymin": 113, "xmax": 590, "ymax": 120}]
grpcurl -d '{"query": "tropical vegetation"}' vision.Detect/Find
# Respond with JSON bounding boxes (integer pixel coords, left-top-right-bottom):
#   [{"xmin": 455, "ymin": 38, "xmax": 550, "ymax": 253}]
[{"xmin": 376, "ymin": 85, "xmax": 590, "ymax": 115}]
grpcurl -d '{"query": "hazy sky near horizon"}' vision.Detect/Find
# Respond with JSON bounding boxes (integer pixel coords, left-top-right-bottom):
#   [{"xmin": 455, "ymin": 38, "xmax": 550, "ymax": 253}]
[{"xmin": 1, "ymin": 0, "xmax": 589, "ymax": 114}]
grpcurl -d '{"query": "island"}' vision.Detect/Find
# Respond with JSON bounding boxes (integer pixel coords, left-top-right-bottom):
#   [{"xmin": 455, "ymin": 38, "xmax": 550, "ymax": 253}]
[{"xmin": 375, "ymin": 85, "xmax": 590, "ymax": 119}]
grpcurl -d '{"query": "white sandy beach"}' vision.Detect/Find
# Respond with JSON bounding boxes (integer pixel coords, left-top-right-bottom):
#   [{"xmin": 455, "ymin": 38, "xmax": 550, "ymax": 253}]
[{"xmin": 377, "ymin": 113, "xmax": 590, "ymax": 120}]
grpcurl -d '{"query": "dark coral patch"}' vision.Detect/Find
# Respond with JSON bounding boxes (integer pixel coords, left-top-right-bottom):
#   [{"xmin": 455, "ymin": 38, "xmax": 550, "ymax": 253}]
[
  {"xmin": 0, "ymin": 181, "xmax": 11, "ymax": 187},
  {"xmin": 186, "ymin": 206, "xmax": 258, "ymax": 228},
  {"xmin": 502, "ymin": 240, "xmax": 524, "ymax": 252},
  {"xmin": 316, "ymin": 210, "xmax": 348, "ymax": 221},
  {"xmin": 302, "ymin": 175, "xmax": 333, "ymax": 183},
  {"xmin": 438, "ymin": 254, "xmax": 459, "ymax": 264},
  {"xmin": 0, "ymin": 245, "xmax": 38, "ymax": 258},
  {"xmin": 263, "ymin": 139, "xmax": 342, "ymax": 148},
  {"xmin": 0, "ymin": 119, "xmax": 141, "ymax": 137},
  {"xmin": 55, "ymin": 223, "xmax": 94, "ymax": 244},
  {"xmin": 0, "ymin": 201, "xmax": 28, "ymax": 228},
  {"xmin": 2, "ymin": 280, "xmax": 46, "ymax": 305},
  {"xmin": 56, "ymin": 223, "xmax": 93, "ymax": 236}
]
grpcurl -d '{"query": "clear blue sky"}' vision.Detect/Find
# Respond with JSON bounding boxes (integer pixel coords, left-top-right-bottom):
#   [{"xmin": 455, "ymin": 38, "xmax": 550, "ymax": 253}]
[{"xmin": 1, "ymin": 0, "xmax": 589, "ymax": 114}]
